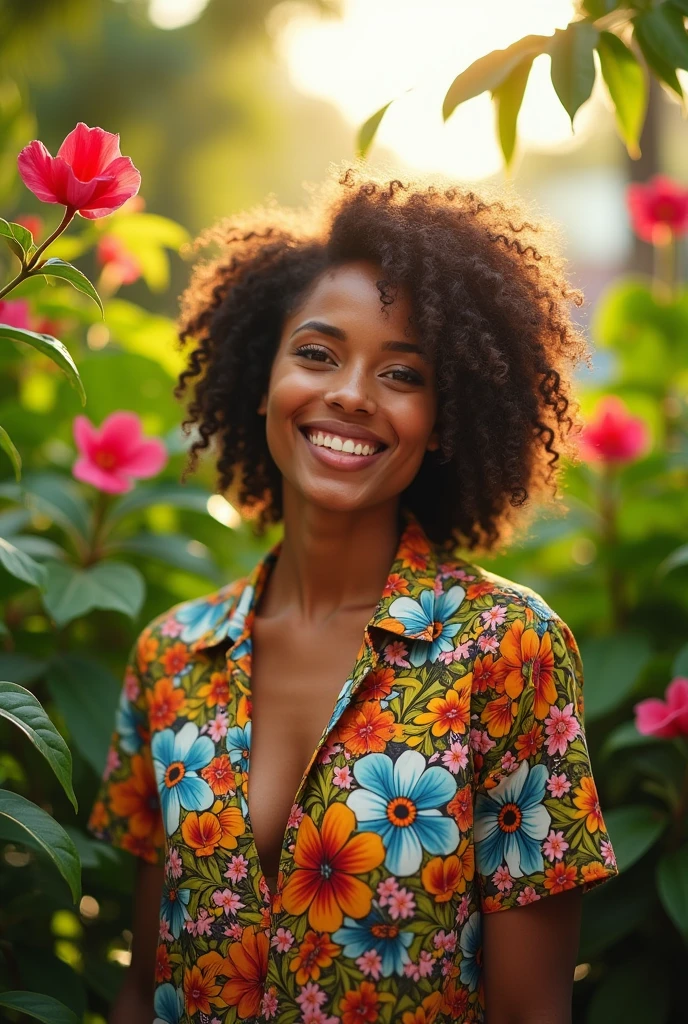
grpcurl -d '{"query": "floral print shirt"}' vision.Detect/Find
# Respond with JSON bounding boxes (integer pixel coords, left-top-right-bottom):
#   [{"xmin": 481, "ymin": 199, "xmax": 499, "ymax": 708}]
[{"xmin": 88, "ymin": 511, "xmax": 618, "ymax": 1024}]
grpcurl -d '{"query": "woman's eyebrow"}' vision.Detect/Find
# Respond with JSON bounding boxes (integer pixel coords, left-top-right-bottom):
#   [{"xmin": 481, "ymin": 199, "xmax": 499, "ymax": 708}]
[{"xmin": 290, "ymin": 320, "xmax": 422, "ymax": 354}]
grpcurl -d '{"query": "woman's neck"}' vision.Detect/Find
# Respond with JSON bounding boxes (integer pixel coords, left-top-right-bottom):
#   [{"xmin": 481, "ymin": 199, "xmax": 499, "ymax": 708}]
[{"xmin": 259, "ymin": 486, "xmax": 401, "ymax": 624}]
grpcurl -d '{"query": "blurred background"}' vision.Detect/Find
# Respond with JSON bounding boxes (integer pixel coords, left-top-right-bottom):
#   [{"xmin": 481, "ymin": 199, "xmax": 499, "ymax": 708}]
[{"xmin": 1, "ymin": 1, "xmax": 688, "ymax": 1022}]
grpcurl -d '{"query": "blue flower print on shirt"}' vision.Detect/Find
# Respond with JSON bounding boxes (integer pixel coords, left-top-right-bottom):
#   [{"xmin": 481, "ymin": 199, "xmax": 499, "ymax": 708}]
[
  {"xmin": 175, "ymin": 585, "xmax": 253, "ymax": 645},
  {"xmin": 459, "ymin": 911, "xmax": 482, "ymax": 992},
  {"xmin": 161, "ymin": 882, "xmax": 191, "ymax": 940},
  {"xmin": 332, "ymin": 902, "xmax": 414, "ymax": 976},
  {"xmin": 115, "ymin": 688, "xmax": 145, "ymax": 755},
  {"xmin": 389, "ymin": 586, "xmax": 464, "ymax": 666},
  {"xmin": 153, "ymin": 982, "xmax": 184, "ymax": 1024},
  {"xmin": 152, "ymin": 722, "xmax": 214, "ymax": 835},
  {"xmin": 226, "ymin": 722, "xmax": 252, "ymax": 772},
  {"xmin": 474, "ymin": 759, "xmax": 551, "ymax": 877},
  {"xmin": 347, "ymin": 748, "xmax": 459, "ymax": 875}
]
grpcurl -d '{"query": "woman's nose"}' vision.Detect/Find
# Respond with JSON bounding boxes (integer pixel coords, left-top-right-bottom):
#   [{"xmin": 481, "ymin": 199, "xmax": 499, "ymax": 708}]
[{"xmin": 324, "ymin": 367, "xmax": 376, "ymax": 415}]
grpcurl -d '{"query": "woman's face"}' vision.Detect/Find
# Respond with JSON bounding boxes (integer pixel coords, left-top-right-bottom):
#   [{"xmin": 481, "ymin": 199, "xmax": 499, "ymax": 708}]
[{"xmin": 261, "ymin": 259, "xmax": 438, "ymax": 515}]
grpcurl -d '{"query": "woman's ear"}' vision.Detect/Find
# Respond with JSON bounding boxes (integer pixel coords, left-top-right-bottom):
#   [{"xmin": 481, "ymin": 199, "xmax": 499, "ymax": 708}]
[{"xmin": 426, "ymin": 431, "xmax": 440, "ymax": 452}]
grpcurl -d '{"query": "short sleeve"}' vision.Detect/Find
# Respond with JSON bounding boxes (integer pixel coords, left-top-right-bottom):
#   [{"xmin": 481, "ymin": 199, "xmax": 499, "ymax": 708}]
[
  {"xmin": 472, "ymin": 611, "xmax": 619, "ymax": 913},
  {"xmin": 87, "ymin": 629, "xmax": 165, "ymax": 865}
]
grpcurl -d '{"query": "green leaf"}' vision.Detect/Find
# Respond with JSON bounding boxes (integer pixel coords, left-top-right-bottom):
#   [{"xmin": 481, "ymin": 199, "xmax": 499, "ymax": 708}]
[
  {"xmin": 604, "ymin": 804, "xmax": 667, "ymax": 872},
  {"xmin": 107, "ymin": 481, "xmax": 212, "ymax": 523},
  {"xmin": 582, "ymin": 0, "xmax": 619, "ymax": 15},
  {"xmin": 597, "ymin": 32, "xmax": 647, "ymax": 158},
  {"xmin": 443, "ymin": 34, "xmax": 548, "ymax": 119},
  {"xmin": 0, "ymin": 992, "xmax": 78, "ymax": 1024},
  {"xmin": 0, "ymin": 788, "xmax": 80, "ymax": 901},
  {"xmin": 0, "ymin": 423, "xmax": 21, "ymax": 480},
  {"xmin": 0, "ymin": 324, "xmax": 86, "ymax": 405},
  {"xmin": 579, "ymin": 868, "xmax": 652, "ymax": 959},
  {"xmin": 0, "ymin": 680, "xmax": 77, "ymax": 811},
  {"xmin": 108, "ymin": 532, "xmax": 221, "ymax": 581},
  {"xmin": 673, "ymin": 642, "xmax": 688, "ymax": 677},
  {"xmin": 0, "ymin": 217, "xmax": 32, "ymax": 261},
  {"xmin": 671, "ymin": 0, "xmax": 688, "ymax": 14},
  {"xmin": 42, "ymin": 560, "xmax": 145, "ymax": 626},
  {"xmin": 492, "ymin": 56, "xmax": 534, "ymax": 167},
  {"xmin": 634, "ymin": 18, "xmax": 684, "ymax": 98},
  {"xmin": 580, "ymin": 633, "xmax": 652, "ymax": 721},
  {"xmin": 657, "ymin": 542, "xmax": 688, "ymax": 576},
  {"xmin": 549, "ymin": 21, "xmax": 599, "ymax": 124},
  {"xmin": 601, "ymin": 720, "xmax": 663, "ymax": 758},
  {"xmin": 38, "ymin": 257, "xmax": 104, "ymax": 316},
  {"xmin": 46, "ymin": 655, "xmax": 120, "ymax": 775},
  {"xmin": 657, "ymin": 845, "xmax": 688, "ymax": 938},
  {"xmin": 586, "ymin": 955, "xmax": 670, "ymax": 1024},
  {"xmin": 20, "ymin": 472, "xmax": 91, "ymax": 541},
  {"xmin": 636, "ymin": 4, "xmax": 688, "ymax": 72},
  {"xmin": 0, "ymin": 534, "xmax": 47, "ymax": 587},
  {"xmin": 0, "ymin": 653, "xmax": 46, "ymax": 685},
  {"xmin": 357, "ymin": 100, "xmax": 395, "ymax": 158}
]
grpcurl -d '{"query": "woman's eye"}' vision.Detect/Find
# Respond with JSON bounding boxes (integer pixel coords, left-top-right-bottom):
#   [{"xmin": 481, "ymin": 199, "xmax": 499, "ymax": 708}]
[
  {"xmin": 384, "ymin": 367, "xmax": 425, "ymax": 385},
  {"xmin": 295, "ymin": 344, "xmax": 333, "ymax": 363}
]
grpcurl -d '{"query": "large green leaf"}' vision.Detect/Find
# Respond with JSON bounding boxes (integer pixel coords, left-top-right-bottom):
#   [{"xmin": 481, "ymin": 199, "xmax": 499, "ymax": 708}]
[
  {"xmin": 0, "ymin": 423, "xmax": 21, "ymax": 480},
  {"xmin": 672, "ymin": 0, "xmax": 688, "ymax": 15},
  {"xmin": 443, "ymin": 34, "xmax": 548, "ymax": 119},
  {"xmin": 601, "ymin": 720, "xmax": 662, "ymax": 758},
  {"xmin": 357, "ymin": 100, "xmax": 394, "ymax": 159},
  {"xmin": 586, "ymin": 955, "xmax": 670, "ymax": 1024},
  {"xmin": 0, "ymin": 216, "xmax": 32, "ymax": 261},
  {"xmin": 549, "ymin": 21, "xmax": 598, "ymax": 124},
  {"xmin": 38, "ymin": 258, "xmax": 104, "ymax": 316},
  {"xmin": 582, "ymin": 0, "xmax": 620, "ymax": 15},
  {"xmin": 0, "ymin": 324, "xmax": 86, "ymax": 405},
  {"xmin": 0, "ymin": 653, "xmax": 46, "ymax": 685},
  {"xmin": 107, "ymin": 481, "xmax": 212, "ymax": 524},
  {"xmin": 657, "ymin": 542, "xmax": 688, "ymax": 576},
  {"xmin": 634, "ymin": 19, "xmax": 684, "ymax": 98},
  {"xmin": 0, "ymin": 992, "xmax": 78, "ymax": 1024},
  {"xmin": 0, "ymin": 534, "xmax": 47, "ymax": 587},
  {"xmin": 603, "ymin": 804, "xmax": 667, "ymax": 873},
  {"xmin": 636, "ymin": 4, "xmax": 688, "ymax": 72},
  {"xmin": 0, "ymin": 680, "xmax": 77, "ymax": 810},
  {"xmin": 42, "ymin": 560, "xmax": 145, "ymax": 626},
  {"xmin": 580, "ymin": 633, "xmax": 651, "ymax": 721},
  {"xmin": 0, "ymin": 789, "xmax": 80, "ymax": 901},
  {"xmin": 597, "ymin": 31, "xmax": 647, "ymax": 158},
  {"xmin": 107, "ymin": 532, "xmax": 222, "ymax": 581},
  {"xmin": 492, "ymin": 56, "xmax": 534, "ymax": 168},
  {"xmin": 657, "ymin": 845, "xmax": 688, "ymax": 938},
  {"xmin": 20, "ymin": 472, "xmax": 91, "ymax": 542},
  {"xmin": 673, "ymin": 642, "xmax": 688, "ymax": 677},
  {"xmin": 46, "ymin": 655, "xmax": 120, "ymax": 775},
  {"xmin": 579, "ymin": 868, "xmax": 652, "ymax": 958}
]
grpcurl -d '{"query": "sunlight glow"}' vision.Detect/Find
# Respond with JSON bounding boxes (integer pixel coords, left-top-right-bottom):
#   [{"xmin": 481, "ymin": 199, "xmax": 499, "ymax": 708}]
[
  {"xmin": 207, "ymin": 494, "xmax": 242, "ymax": 529},
  {"xmin": 148, "ymin": 0, "xmax": 210, "ymax": 30},
  {"xmin": 270, "ymin": 0, "xmax": 588, "ymax": 179}
]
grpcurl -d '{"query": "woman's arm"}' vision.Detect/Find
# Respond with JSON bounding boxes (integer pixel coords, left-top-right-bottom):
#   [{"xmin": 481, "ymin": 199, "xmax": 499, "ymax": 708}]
[
  {"xmin": 110, "ymin": 859, "xmax": 165, "ymax": 1024},
  {"xmin": 482, "ymin": 887, "xmax": 583, "ymax": 1024}
]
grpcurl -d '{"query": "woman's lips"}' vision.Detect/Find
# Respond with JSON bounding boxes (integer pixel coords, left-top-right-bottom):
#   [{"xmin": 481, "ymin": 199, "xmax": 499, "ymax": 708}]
[{"xmin": 299, "ymin": 429, "xmax": 386, "ymax": 471}]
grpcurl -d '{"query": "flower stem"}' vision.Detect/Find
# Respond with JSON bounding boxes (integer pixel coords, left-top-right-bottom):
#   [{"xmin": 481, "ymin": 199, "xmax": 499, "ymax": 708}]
[
  {"xmin": 84, "ymin": 490, "xmax": 112, "ymax": 566},
  {"xmin": 0, "ymin": 206, "xmax": 76, "ymax": 301},
  {"xmin": 599, "ymin": 463, "xmax": 627, "ymax": 631}
]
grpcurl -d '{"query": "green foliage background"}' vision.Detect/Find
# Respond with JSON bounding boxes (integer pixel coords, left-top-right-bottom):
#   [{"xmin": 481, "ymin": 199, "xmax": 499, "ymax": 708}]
[{"xmin": 0, "ymin": 2, "xmax": 688, "ymax": 1022}]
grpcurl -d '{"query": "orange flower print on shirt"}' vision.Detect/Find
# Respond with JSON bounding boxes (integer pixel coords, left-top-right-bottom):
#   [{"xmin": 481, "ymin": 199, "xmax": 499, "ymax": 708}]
[
  {"xmin": 447, "ymin": 783, "xmax": 473, "ymax": 832},
  {"xmin": 572, "ymin": 776, "xmax": 606, "ymax": 833},
  {"xmin": 281, "ymin": 802, "xmax": 384, "ymax": 932},
  {"xmin": 422, "ymin": 838, "xmax": 475, "ymax": 901},
  {"xmin": 515, "ymin": 722, "xmax": 544, "ymax": 760},
  {"xmin": 414, "ymin": 683, "xmax": 470, "ymax": 737},
  {"xmin": 480, "ymin": 693, "xmax": 518, "ymax": 739},
  {"xmin": 201, "ymin": 754, "xmax": 237, "ymax": 795},
  {"xmin": 181, "ymin": 800, "xmax": 245, "ymax": 856},
  {"xmin": 220, "ymin": 925, "xmax": 269, "ymax": 1019},
  {"xmin": 544, "ymin": 861, "xmax": 577, "ymax": 893},
  {"xmin": 147, "ymin": 676, "xmax": 186, "ymax": 732},
  {"xmin": 402, "ymin": 992, "xmax": 443, "ymax": 1024},
  {"xmin": 155, "ymin": 944, "xmax": 172, "ymax": 983},
  {"xmin": 183, "ymin": 961, "xmax": 221, "ymax": 1015},
  {"xmin": 289, "ymin": 930, "xmax": 341, "ymax": 985},
  {"xmin": 467, "ymin": 654, "xmax": 498, "ymax": 695},
  {"xmin": 383, "ymin": 572, "xmax": 410, "ymax": 598},
  {"xmin": 441, "ymin": 978, "xmax": 470, "ymax": 1018},
  {"xmin": 162, "ymin": 641, "xmax": 190, "ymax": 677},
  {"xmin": 493, "ymin": 618, "xmax": 557, "ymax": 719},
  {"xmin": 582, "ymin": 861, "xmax": 609, "ymax": 884},
  {"xmin": 109, "ymin": 751, "xmax": 163, "ymax": 848},
  {"xmin": 335, "ymin": 700, "xmax": 396, "ymax": 756},
  {"xmin": 197, "ymin": 671, "xmax": 230, "ymax": 708},
  {"xmin": 358, "ymin": 667, "xmax": 396, "ymax": 702},
  {"xmin": 340, "ymin": 980, "xmax": 381, "ymax": 1024},
  {"xmin": 136, "ymin": 630, "xmax": 158, "ymax": 673}
]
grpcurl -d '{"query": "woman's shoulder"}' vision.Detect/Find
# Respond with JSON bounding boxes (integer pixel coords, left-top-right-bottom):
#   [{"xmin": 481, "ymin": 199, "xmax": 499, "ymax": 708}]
[{"xmin": 441, "ymin": 550, "xmax": 562, "ymax": 626}]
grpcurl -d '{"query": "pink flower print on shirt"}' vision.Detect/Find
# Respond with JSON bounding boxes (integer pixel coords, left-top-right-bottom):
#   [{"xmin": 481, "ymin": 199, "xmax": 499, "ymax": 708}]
[
  {"xmin": 492, "ymin": 865, "xmax": 514, "ymax": 892},
  {"xmin": 287, "ymin": 803, "xmax": 304, "ymax": 829},
  {"xmin": 296, "ymin": 981, "xmax": 328, "ymax": 1014},
  {"xmin": 260, "ymin": 987, "xmax": 279, "ymax": 1019},
  {"xmin": 166, "ymin": 846, "xmax": 183, "ymax": 879},
  {"xmin": 601, "ymin": 839, "xmax": 617, "ymax": 868},
  {"xmin": 456, "ymin": 894, "xmax": 470, "ymax": 926},
  {"xmin": 543, "ymin": 829, "xmax": 570, "ymax": 861},
  {"xmin": 270, "ymin": 927, "xmax": 294, "ymax": 953},
  {"xmin": 333, "ymin": 764, "xmax": 354, "ymax": 789},
  {"xmin": 403, "ymin": 950, "xmax": 434, "ymax": 981},
  {"xmin": 516, "ymin": 886, "xmax": 541, "ymax": 906},
  {"xmin": 377, "ymin": 876, "xmax": 399, "ymax": 905},
  {"xmin": 433, "ymin": 929, "xmax": 457, "ymax": 954},
  {"xmin": 124, "ymin": 670, "xmax": 140, "ymax": 702},
  {"xmin": 203, "ymin": 709, "xmax": 228, "ymax": 743},
  {"xmin": 442, "ymin": 740, "xmax": 469, "ymax": 774},
  {"xmin": 104, "ymin": 748, "xmax": 120, "ymax": 779},
  {"xmin": 477, "ymin": 633, "xmax": 500, "ymax": 654},
  {"xmin": 317, "ymin": 740, "xmax": 342, "ymax": 764},
  {"xmin": 185, "ymin": 907, "xmax": 213, "ymax": 936},
  {"xmin": 501, "ymin": 750, "xmax": 519, "ymax": 773},
  {"xmin": 387, "ymin": 886, "xmax": 416, "ymax": 920},
  {"xmin": 384, "ymin": 640, "xmax": 410, "ymax": 667},
  {"xmin": 547, "ymin": 773, "xmax": 572, "ymax": 798},
  {"xmin": 224, "ymin": 854, "xmax": 249, "ymax": 884},
  {"xmin": 470, "ymin": 727, "xmax": 496, "ymax": 755},
  {"xmin": 544, "ymin": 702, "xmax": 580, "ymax": 756},
  {"xmin": 212, "ymin": 888, "xmax": 245, "ymax": 915},
  {"xmin": 357, "ymin": 949, "xmax": 384, "ymax": 978},
  {"xmin": 480, "ymin": 605, "xmax": 507, "ymax": 629},
  {"xmin": 161, "ymin": 617, "xmax": 183, "ymax": 638},
  {"xmin": 159, "ymin": 917, "xmax": 173, "ymax": 942},
  {"xmin": 223, "ymin": 922, "xmax": 243, "ymax": 939}
]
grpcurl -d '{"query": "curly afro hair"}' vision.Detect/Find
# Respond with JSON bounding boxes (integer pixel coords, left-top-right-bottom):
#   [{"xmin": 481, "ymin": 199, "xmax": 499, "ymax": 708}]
[{"xmin": 176, "ymin": 162, "xmax": 590, "ymax": 555}]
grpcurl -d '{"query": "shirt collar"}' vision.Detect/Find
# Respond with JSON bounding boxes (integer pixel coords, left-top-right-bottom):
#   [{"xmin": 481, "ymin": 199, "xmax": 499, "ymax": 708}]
[{"xmin": 191, "ymin": 508, "xmax": 466, "ymax": 652}]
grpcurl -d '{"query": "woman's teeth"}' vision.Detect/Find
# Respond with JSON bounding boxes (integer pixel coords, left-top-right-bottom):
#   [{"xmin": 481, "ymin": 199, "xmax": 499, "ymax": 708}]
[{"xmin": 306, "ymin": 431, "xmax": 381, "ymax": 456}]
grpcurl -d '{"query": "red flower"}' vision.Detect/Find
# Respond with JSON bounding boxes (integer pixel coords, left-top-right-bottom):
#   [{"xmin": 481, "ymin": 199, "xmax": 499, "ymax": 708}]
[
  {"xmin": 635, "ymin": 677, "xmax": 688, "ymax": 739},
  {"xmin": 627, "ymin": 175, "xmax": 688, "ymax": 244},
  {"xmin": 577, "ymin": 396, "xmax": 649, "ymax": 465},
  {"xmin": 17, "ymin": 122, "xmax": 141, "ymax": 219},
  {"xmin": 97, "ymin": 234, "xmax": 141, "ymax": 284},
  {"xmin": 14, "ymin": 214, "xmax": 43, "ymax": 240},
  {"xmin": 0, "ymin": 299, "xmax": 31, "ymax": 330},
  {"xmin": 72, "ymin": 410, "xmax": 167, "ymax": 493}
]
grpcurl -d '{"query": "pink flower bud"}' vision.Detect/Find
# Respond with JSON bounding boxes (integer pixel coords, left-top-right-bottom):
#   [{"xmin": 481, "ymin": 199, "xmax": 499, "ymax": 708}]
[
  {"xmin": 72, "ymin": 411, "xmax": 167, "ymax": 494},
  {"xmin": 634, "ymin": 678, "xmax": 688, "ymax": 739}
]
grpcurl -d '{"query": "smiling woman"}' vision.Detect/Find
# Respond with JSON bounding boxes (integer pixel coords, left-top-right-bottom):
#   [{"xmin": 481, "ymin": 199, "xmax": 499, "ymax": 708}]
[{"xmin": 89, "ymin": 162, "xmax": 617, "ymax": 1024}]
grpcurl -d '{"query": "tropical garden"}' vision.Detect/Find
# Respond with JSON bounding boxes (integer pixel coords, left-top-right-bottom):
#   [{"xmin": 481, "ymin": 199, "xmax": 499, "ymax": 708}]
[{"xmin": 1, "ymin": 1, "xmax": 688, "ymax": 1022}]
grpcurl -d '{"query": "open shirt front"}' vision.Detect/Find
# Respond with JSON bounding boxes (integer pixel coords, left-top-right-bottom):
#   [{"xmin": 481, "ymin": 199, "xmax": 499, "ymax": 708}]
[{"xmin": 89, "ymin": 510, "xmax": 618, "ymax": 1024}]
